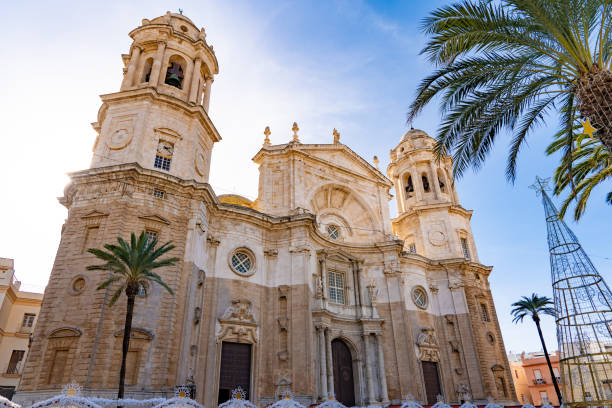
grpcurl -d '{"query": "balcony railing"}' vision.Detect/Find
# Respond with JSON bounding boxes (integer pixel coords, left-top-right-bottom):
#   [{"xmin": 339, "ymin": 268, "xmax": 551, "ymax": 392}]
[
  {"xmin": 534, "ymin": 378, "xmax": 546, "ymax": 385},
  {"xmin": 18, "ymin": 325, "xmax": 34, "ymax": 334},
  {"xmin": 5, "ymin": 361, "xmax": 22, "ymax": 375}
]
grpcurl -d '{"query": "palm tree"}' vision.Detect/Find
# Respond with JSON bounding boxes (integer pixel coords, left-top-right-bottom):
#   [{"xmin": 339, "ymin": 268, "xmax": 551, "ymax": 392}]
[
  {"xmin": 547, "ymin": 123, "xmax": 612, "ymax": 220},
  {"xmin": 511, "ymin": 293, "xmax": 562, "ymax": 404},
  {"xmin": 408, "ymin": 0, "xmax": 612, "ymax": 182},
  {"xmin": 87, "ymin": 232, "xmax": 178, "ymax": 400}
]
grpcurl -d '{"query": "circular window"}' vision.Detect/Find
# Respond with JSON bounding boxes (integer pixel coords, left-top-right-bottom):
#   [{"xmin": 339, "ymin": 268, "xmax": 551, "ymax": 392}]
[
  {"xmin": 70, "ymin": 275, "xmax": 87, "ymax": 295},
  {"xmin": 412, "ymin": 286, "xmax": 428, "ymax": 309},
  {"xmin": 229, "ymin": 248, "xmax": 255, "ymax": 277},
  {"xmin": 180, "ymin": 25, "xmax": 188, "ymax": 32},
  {"xmin": 327, "ymin": 225, "xmax": 340, "ymax": 240}
]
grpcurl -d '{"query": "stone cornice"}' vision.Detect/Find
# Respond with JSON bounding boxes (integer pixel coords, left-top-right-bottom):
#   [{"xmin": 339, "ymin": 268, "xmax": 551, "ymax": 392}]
[
  {"xmin": 0, "ymin": 327, "xmax": 33, "ymax": 339},
  {"xmin": 392, "ymin": 203, "xmax": 473, "ymax": 224},
  {"xmin": 252, "ymin": 143, "xmax": 392, "ymax": 187},
  {"xmin": 97, "ymin": 87, "xmax": 221, "ymax": 142},
  {"xmin": 60, "ymin": 163, "xmax": 219, "ymax": 208}
]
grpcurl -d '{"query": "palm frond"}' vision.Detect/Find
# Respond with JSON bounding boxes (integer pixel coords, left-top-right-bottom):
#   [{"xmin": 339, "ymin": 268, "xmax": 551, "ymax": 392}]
[{"xmin": 87, "ymin": 231, "xmax": 178, "ymax": 307}]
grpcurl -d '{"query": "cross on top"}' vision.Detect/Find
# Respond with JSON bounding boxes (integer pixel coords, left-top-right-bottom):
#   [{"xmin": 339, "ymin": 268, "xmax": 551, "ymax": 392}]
[{"xmin": 529, "ymin": 176, "xmax": 551, "ymax": 195}]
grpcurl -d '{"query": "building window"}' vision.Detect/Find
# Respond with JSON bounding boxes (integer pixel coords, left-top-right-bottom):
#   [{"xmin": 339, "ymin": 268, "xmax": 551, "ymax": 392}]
[
  {"xmin": 48, "ymin": 349, "xmax": 68, "ymax": 384},
  {"xmin": 125, "ymin": 350, "xmax": 140, "ymax": 385},
  {"xmin": 405, "ymin": 175, "xmax": 414, "ymax": 197},
  {"xmin": 412, "ymin": 286, "xmax": 428, "ymax": 309},
  {"xmin": 328, "ymin": 271, "xmax": 345, "ymax": 304},
  {"xmin": 461, "ymin": 238, "xmax": 470, "ymax": 259},
  {"xmin": 142, "ymin": 57, "xmax": 153, "ymax": 83},
  {"xmin": 407, "ymin": 243, "xmax": 416, "ymax": 254},
  {"xmin": 422, "ymin": 174, "xmax": 430, "ymax": 192},
  {"xmin": 22, "ymin": 313, "xmax": 36, "ymax": 328},
  {"xmin": 83, "ymin": 225, "xmax": 100, "ymax": 253},
  {"xmin": 154, "ymin": 141, "xmax": 174, "ymax": 171},
  {"xmin": 496, "ymin": 376, "xmax": 508, "ymax": 398},
  {"xmin": 487, "ymin": 332, "xmax": 496, "ymax": 344},
  {"xmin": 539, "ymin": 391, "xmax": 548, "ymax": 403},
  {"xmin": 480, "ymin": 303, "xmax": 490, "ymax": 322},
  {"xmin": 137, "ymin": 281, "xmax": 148, "ymax": 297},
  {"xmin": 144, "ymin": 230, "xmax": 158, "ymax": 246},
  {"xmin": 553, "ymin": 367, "xmax": 561, "ymax": 382},
  {"xmin": 230, "ymin": 249, "xmax": 255, "ymax": 276},
  {"xmin": 152, "ymin": 188, "xmax": 166, "ymax": 199},
  {"xmin": 327, "ymin": 225, "xmax": 340, "ymax": 240},
  {"xmin": 6, "ymin": 350, "xmax": 24, "ymax": 374}
]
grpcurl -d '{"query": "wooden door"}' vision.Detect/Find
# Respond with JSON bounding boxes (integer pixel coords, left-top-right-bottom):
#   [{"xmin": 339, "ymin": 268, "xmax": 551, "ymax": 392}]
[
  {"xmin": 421, "ymin": 361, "xmax": 442, "ymax": 405},
  {"xmin": 332, "ymin": 339, "xmax": 355, "ymax": 407},
  {"xmin": 218, "ymin": 342, "xmax": 252, "ymax": 404}
]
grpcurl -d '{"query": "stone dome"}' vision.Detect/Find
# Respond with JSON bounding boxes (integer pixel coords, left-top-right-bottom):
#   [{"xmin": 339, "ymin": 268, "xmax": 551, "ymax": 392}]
[
  {"xmin": 218, "ymin": 194, "xmax": 253, "ymax": 208},
  {"xmin": 400, "ymin": 128, "xmax": 432, "ymax": 142}
]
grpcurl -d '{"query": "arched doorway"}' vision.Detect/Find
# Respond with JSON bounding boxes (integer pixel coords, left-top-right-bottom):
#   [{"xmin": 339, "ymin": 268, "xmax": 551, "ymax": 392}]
[{"xmin": 332, "ymin": 339, "xmax": 355, "ymax": 406}]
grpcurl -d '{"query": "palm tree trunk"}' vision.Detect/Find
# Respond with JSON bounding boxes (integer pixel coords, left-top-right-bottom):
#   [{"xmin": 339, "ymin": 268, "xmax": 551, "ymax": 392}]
[
  {"xmin": 535, "ymin": 318, "xmax": 563, "ymax": 405},
  {"xmin": 118, "ymin": 293, "xmax": 136, "ymax": 403}
]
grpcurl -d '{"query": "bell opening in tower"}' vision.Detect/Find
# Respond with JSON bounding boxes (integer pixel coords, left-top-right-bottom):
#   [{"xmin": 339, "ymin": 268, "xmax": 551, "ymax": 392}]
[{"xmin": 165, "ymin": 61, "xmax": 184, "ymax": 89}]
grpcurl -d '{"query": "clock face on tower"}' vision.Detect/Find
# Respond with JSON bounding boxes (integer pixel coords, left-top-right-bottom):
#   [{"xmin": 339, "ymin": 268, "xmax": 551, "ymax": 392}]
[
  {"xmin": 157, "ymin": 141, "xmax": 174, "ymax": 157},
  {"xmin": 107, "ymin": 128, "xmax": 132, "ymax": 150}
]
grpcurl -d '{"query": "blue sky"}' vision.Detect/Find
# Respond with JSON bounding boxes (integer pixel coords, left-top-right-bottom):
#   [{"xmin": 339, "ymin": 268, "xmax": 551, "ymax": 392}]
[{"xmin": 0, "ymin": 0, "xmax": 610, "ymax": 353}]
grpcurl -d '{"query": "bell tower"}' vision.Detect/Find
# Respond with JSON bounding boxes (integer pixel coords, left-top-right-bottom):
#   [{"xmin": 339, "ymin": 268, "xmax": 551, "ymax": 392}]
[
  {"xmin": 387, "ymin": 128, "xmax": 479, "ymax": 261},
  {"xmin": 90, "ymin": 11, "xmax": 220, "ymax": 182}
]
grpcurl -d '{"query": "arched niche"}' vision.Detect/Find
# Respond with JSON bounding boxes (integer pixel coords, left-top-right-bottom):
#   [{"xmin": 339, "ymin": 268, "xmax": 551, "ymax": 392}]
[
  {"xmin": 307, "ymin": 184, "xmax": 379, "ymax": 243},
  {"xmin": 164, "ymin": 54, "xmax": 188, "ymax": 89}
]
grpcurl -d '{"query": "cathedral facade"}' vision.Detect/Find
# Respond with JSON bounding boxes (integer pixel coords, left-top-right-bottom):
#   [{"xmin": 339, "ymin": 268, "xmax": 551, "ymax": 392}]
[{"xmin": 16, "ymin": 12, "xmax": 515, "ymax": 408}]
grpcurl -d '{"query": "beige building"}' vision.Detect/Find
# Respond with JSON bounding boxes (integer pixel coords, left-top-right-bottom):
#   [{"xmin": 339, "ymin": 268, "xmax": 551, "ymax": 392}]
[
  {"xmin": 0, "ymin": 259, "xmax": 43, "ymax": 400},
  {"xmin": 16, "ymin": 12, "xmax": 515, "ymax": 407}
]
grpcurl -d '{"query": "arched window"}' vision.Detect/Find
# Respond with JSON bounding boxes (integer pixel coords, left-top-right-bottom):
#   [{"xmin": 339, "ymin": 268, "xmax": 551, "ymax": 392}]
[
  {"xmin": 422, "ymin": 174, "xmax": 430, "ymax": 192},
  {"xmin": 405, "ymin": 175, "xmax": 414, "ymax": 198},
  {"xmin": 437, "ymin": 168, "xmax": 447, "ymax": 193},
  {"xmin": 141, "ymin": 57, "xmax": 153, "ymax": 83},
  {"xmin": 165, "ymin": 55, "xmax": 186, "ymax": 89}
]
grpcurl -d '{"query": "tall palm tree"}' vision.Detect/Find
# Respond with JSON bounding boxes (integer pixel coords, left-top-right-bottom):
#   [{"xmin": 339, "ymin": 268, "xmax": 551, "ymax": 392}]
[
  {"xmin": 408, "ymin": 0, "xmax": 612, "ymax": 182},
  {"xmin": 87, "ymin": 232, "xmax": 178, "ymax": 400},
  {"xmin": 511, "ymin": 293, "xmax": 562, "ymax": 404},
  {"xmin": 547, "ymin": 123, "xmax": 612, "ymax": 220}
]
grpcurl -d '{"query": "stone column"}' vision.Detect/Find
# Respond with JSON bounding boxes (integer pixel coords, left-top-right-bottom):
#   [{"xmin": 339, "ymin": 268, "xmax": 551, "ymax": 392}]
[
  {"xmin": 429, "ymin": 162, "xmax": 441, "ymax": 200},
  {"xmin": 318, "ymin": 325, "xmax": 328, "ymax": 399},
  {"xmin": 376, "ymin": 333, "xmax": 389, "ymax": 402},
  {"xmin": 362, "ymin": 333, "xmax": 376, "ymax": 404},
  {"xmin": 121, "ymin": 45, "xmax": 141, "ymax": 90},
  {"xmin": 189, "ymin": 58, "xmax": 202, "ymax": 104},
  {"xmin": 203, "ymin": 76, "xmax": 214, "ymax": 112},
  {"xmin": 325, "ymin": 328, "xmax": 334, "ymax": 395},
  {"xmin": 412, "ymin": 170, "xmax": 423, "ymax": 201},
  {"xmin": 149, "ymin": 41, "xmax": 167, "ymax": 87},
  {"xmin": 320, "ymin": 256, "xmax": 328, "ymax": 302},
  {"xmin": 396, "ymin": 176, "xmax": 406, "ymax": 213}
]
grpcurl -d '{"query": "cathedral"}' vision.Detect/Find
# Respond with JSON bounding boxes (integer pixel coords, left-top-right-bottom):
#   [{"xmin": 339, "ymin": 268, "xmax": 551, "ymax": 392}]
[{"xmin": 15, "ymin": 12, "xmax": 515, "ymax": 408}]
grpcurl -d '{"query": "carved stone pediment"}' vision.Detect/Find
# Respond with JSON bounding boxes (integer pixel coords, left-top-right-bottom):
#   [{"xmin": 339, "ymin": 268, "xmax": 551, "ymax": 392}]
[
  {"xmin": 416, "ymin": 327, "xmax": 440, "ymax": 362},
  {"xmin": 81, "ymin": 210, "xmax": 109, "ymax": 226},
  {"xmin": 217, "ymin": 299, "xmax": 258, "ymax": 344},
  {"xmin": 139, "ymin": 214, "xmax": 171, "ymax": 226}
]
